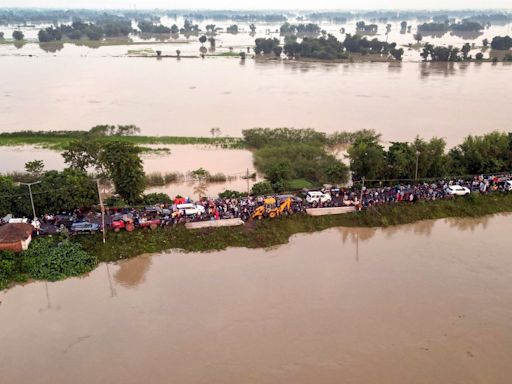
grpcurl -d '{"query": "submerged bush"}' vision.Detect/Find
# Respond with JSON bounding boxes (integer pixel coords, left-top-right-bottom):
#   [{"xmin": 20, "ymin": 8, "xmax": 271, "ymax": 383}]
[{"xmin": 22, "ymin": 239, "xmax": 97, "ymax": 282}]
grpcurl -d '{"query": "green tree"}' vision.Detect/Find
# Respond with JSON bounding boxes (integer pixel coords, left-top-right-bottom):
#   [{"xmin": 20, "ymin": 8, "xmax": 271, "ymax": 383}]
[
  {"xmin": 12, "ymin": 30, "xmax": 24, "ymax": 40},
  {"xmin": 448, "ymin": 131, "xmax": 511, "ymax": 174},
  {"xmin": 99, "ymin": 141, "xmax": 146, "ymax": 203},
  {"xmin": 0, "ymin": 176, "xmax": 16, "ymax": 216},
  {"xmin": 227, "ymin": 25, "xmax": 239, "ymax": 34},
  {"xmin": 24, "ymin": 160, "xmax": 45, "ymax": 176},
  {"xmin": 62, "ymin": 139, "xmax": 103, "ymax": 172},
  {"xmin": 347, "ymin": 135, "xmax": 386, "ymax": 180},
  {"xmin": 385, "ymin": 142, "xmax": 416, "ymax": 179},
  {"xmin": 390, "ymin": 47, "xmax": 404, "ymax": 61},
  {"xmin": 324, "ymin": 161, "xmax": 349, "ymax": 184},
  {"xmin": 461, "ymin": 43, "xmax": 471, "ymax": 60}
]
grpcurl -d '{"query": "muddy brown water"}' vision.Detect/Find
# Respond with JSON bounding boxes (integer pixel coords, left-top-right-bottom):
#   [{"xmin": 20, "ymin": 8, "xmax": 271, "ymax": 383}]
[
  {"xmin": 0, "ymin": 144, "xmax": 258, "ymax": 198},
  {"xmin": 1, "ymin": 56, "xmax": 511, "ymax": 146},
  {"xmin": 1, "ymin": 214, "xmax": 512, "ymax": 384}
]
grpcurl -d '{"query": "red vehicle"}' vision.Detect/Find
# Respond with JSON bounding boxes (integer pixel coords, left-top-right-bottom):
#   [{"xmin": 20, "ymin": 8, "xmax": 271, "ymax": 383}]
[
  {"xmin": 111, "ymin": 214, "xmax": 135, "ymax": 232},
  {"xmin": 136, "ymin": 217, "xmax": 161, "ymax": 230}
]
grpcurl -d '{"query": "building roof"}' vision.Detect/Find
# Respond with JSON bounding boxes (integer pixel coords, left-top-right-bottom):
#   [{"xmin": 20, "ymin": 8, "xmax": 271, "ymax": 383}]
[{"xmin": 0, "ymin": 223, "xmax": 33, "ymax": 243}]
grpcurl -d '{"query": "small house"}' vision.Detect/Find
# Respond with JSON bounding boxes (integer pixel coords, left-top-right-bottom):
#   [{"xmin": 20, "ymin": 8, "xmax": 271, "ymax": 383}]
[{"xmin": 0, "ymin": 223, "xmax": 33, "ymax": 252}]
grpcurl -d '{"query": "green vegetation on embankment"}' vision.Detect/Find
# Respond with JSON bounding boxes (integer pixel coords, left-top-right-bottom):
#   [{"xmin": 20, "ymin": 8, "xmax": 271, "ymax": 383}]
[
  {"xmin": 77, "ymin": 192, "xmax": 512, "ymax": 261},
  {"xmin": 0, "ymin": 130, "xmax": 243, "ymax": 150},
  {"xmin": 2, "ymin": 192, "xmax": 512, "ymax": 290}
]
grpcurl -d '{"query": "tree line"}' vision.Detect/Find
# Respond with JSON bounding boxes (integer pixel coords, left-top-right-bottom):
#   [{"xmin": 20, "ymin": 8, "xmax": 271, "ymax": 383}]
[
  {"xmin": 246, "ymin": 129, "xmax": 512, "ymax": 195},
  {"xmin": 38, "ymin": 19, "xmax": 132, "ymax": 42},
  {"xmin": 254, "ymin": 34, "xmax": 404, "ymax": 61},
  {"xmin": 348, "ymin": 131, "xmax": 512, "ymax": 181}
]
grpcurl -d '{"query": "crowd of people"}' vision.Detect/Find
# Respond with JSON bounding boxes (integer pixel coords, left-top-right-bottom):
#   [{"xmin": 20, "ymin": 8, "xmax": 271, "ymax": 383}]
[
  {"xmin": 3, "ymin": 174, "xmax": 511, "ymax": 234},
  {"xmin": 121, "ymin": 174, "xmax": 512, "ymax": 225},
  {"xmin": 355, "ymin": 174, "xmax": 512, "ymax": 208}
]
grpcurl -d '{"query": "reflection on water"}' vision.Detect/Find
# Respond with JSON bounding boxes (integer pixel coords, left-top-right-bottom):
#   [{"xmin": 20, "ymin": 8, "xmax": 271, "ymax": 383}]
[
  {"xmin": 2, "ymin": 214, "xmax": 512, "ymax": 383},
  {"xmin": 114, "ymin": 254, "xmax": 152, "ymax": 288},
  {"xmin": 336, "ymin": 215, "xmax": 498, "ymax": 246}
]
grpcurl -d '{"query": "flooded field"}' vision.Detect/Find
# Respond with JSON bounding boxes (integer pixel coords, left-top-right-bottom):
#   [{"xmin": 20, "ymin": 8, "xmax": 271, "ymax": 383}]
[
  {"xmin": 0, "ymin": 144, "xmax": 257, "ymax": 197},
  {"xmin": 0, "ymin": 56, "xmax": 510, "ymax": 145},
  {"xmin": 2, "ymin": 17, "xmax": 511, "ymax": 59},
  {"xmin": 1, "ymin": 214, "xmax": 512, "ymax": 384}
]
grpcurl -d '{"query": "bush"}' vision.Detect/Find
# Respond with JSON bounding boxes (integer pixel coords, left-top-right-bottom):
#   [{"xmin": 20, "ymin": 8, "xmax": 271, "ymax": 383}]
[
  {"xmin": 251, "ymin": 181, "xmax": 274, "ymax": 196},
  {"xmin": 0, "ymin": 250, "xmax": 26, "ymax": 289},
  {"xmin": 254, "ymin": 143, "xmax": 348, "ymax": 184},
  {"xmin": 285, "ymin": 179, "xmax": 315, "ymax": 191},
  {"xmin": 242, "ymin": 128, "xmax": 327, "ymax": 149},
  {"xmin": 22, "ymin": 238, "xmax": 97, "ymax": 282},
  {"xmin": 218, "ymin": 190, "xmax": 248, "ymax": 199},
  {"xmin": 142, "ymin": 192, "xmax": 171, "ymax": 205},
  {"xmin": 207, "ymin": 173, "xmax": 228, "ymax": 183}
]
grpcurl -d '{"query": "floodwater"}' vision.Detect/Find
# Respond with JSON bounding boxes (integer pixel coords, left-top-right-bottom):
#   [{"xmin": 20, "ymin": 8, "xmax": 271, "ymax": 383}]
[
  {"xmin": 1, "ymin": 214, "xmax": 512, "ymax": 384},
  {"xmin": 0, "ymin": 144, "xmax": 254, "ymax": 174},
  {"xmin": 0, "ymin": 144, "xmax": 257, "ymax": 198},
  {"xmin": 2, "ymin": 17, "xmax": 511, "ymax": 59},
  {"xmin": 1, "ymin": 56, "xmax": 511, "ymax": 145}
]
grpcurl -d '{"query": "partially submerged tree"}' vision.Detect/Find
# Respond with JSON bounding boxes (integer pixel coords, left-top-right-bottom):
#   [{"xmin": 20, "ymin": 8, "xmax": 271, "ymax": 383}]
[{"xmin": 24, "ymin": 160, "xmax": 45, "ymax": 177}]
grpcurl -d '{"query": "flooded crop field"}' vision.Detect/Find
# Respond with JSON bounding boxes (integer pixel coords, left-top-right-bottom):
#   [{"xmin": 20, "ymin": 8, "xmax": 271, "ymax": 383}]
[{"xmin": 1, "ymin": 214, "xmax": 512, "ymax": 384}]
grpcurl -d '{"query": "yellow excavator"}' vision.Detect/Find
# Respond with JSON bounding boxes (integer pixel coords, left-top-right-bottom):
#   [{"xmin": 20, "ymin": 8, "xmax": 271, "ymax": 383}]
[{"xmin": 250, "ymin": 197, "xmax": 293, "ymax": 220}]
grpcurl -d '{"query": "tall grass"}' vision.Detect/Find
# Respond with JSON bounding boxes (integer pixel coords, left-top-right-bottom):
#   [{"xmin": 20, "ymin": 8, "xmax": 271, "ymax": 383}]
[
  {"xmin": 0, "ymin": 131, "xmax": 244, "ymax": 150},
  {"xmin": 145, "ymin": 172, "xmax": 184, "ymax": 186}
]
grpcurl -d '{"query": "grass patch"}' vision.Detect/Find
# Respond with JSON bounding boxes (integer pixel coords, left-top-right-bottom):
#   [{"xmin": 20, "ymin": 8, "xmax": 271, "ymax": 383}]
[
  {"xmin": 209, "ymin": 51, "xmax": 243, "ymax": 57},
  {"xmin": 0, "ymin": 131, "xmax": 244, "ymax": 150},
  {"xmin": 286, "ymin": 178, "xmax": 317, "ymax": 190}
]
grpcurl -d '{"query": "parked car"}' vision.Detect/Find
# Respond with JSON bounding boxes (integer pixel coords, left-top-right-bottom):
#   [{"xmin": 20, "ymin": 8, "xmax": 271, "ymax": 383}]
[
  {"xmin": 55, "ymin": 214, "xmax": 76, "ymax": 228},
  {"xmin": 143, "ymin": 206, "xmax": 161, "ymax": 216},
  {"xmin": 8, "ymin": 217, "xmax": 30, "ymax": 224},
  {"xmin": 504, "ymin": 180, "xmax": 512, "ymax": 192},
  {"xmin": 305, "ymin": 191, "xmax": 332, "ymax": 204},
  {"xmin": 1, "ymin": 214, "xmax": 13, "ymax": 224},
  {"xmin": 445, "ymin": 185, "xmax": 471, "ymax": 196},
  {"xmin": 70, "ymin": 221, "xmax": 101, "ymax": 234},
  {"xmin": 176, "ymin": 203, "xmax": 206, "ymax": 216},
  {"xmin": 276, "ymin": 194, "xmax": 302, "ymax": 203}
]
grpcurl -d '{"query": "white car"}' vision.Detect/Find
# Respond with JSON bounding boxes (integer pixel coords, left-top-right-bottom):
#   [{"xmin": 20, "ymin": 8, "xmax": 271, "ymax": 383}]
[
  {"xmin": 8, "ymin": 217, "xmax": 30, "ymax": 224},
  {"xmin": 305, "ymin": 191, "xmax": 332, "ymax": 204},
  {"xmin": 177, "ymin": 203, "xmax": 206, "ymax": 216},
  {"xmin": 445, "ymin": 185, "xmax": 471, "ymax": 196},
  {"xmin": 504, "ymin": 180, "xmax": 512, "ymax": 192}
]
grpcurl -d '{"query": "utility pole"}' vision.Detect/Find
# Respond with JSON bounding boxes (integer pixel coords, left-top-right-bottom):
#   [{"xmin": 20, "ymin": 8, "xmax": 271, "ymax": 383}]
[
  {"xmin": 96, "ymin": 179, "xmax": 106, "ymax": 244},
  {"xmin": 359, "ymin": 176, "xmax": 365, "ymax": 207},
  {"xmin": 415, "ymin": 151, "xmax": 420, "ymax": 181},
  {"xmin": 20, "ymin": 181, "xmax": 41, "ymax": 219},
  {"xmin": 246, "ymin": 168, "xmax": 250, "ymax": 196}
]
